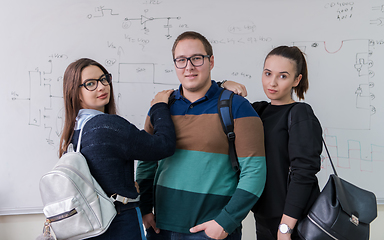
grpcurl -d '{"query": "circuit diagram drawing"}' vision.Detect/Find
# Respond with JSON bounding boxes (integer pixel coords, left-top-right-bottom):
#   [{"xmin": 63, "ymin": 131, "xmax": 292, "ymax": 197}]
[
  {"xmin": 87, "ymin": 6, "xmax": 119, "ymax": 19},
  {"xmin": 292, "ymin": 39, "xmax": 382, "ymax": 173},
  {"xmin": 353, "ymin": 43, "xmax": 376, "ymax": 116},
  {"xmin": 294, "ymin": 39, "xmax": 376, "ymax": 130},
  {"xmin": 370, "ymin": 18, "xmax": 384, "ymax": 26},
  {"xmin": 370, "ymin": 5, "xmax": 384, "ymax": 26},
  {"xmin": 372, "ymin": 5, "xmax": 384, "ymax": 12},
  {"xmin": 114, "ymin": 61, "xmax": 178, "ymax": 127},
  {"xmin": 11, "ymin": 57, "xmax": 65, "ymax": 147},
  {"xmin": 323, "ymin": 133, "xmax": 384, "ymax": 173},
  {"xmin": 117, "ymin": 62, "xmax": 178, "ymax": 85},
  {"xmin": 123, "ymin": 9, "xmax": 181, "ymax": 39}
]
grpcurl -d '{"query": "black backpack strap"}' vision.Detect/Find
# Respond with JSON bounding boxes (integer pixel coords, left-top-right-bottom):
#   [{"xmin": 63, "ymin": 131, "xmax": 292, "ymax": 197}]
[
  {"xmin": 218, "ymin": 90, "xmax": 239, "ymax": 172},
  {"xmin": 168, "ymin": 90, "xmax": 177, "ymax": 108}
]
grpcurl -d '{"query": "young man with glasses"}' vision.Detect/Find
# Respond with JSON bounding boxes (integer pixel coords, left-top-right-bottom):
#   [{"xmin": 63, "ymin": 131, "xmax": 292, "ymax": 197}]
[{"xmin": 136, "ymin": 31, "xmax": 266, "ymax": 240}]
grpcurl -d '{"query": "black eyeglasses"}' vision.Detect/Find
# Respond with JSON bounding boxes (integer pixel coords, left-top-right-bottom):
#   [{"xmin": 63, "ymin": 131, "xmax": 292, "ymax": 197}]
[
  {"xmin": 79, "ymin": 73, "xmax": 112, "ymax": 91},
  {"xmin": 173, "ymin": 55, "xmax": 211, "ymax": 69}
]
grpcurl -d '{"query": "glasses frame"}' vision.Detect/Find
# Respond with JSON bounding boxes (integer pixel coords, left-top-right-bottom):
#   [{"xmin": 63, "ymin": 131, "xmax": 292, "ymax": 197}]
[
  {"xmin": 173, "ymin": 55, "xmax": 211, "ymax": 69},
  {"xmin": 79, "ymin": 73, "xmax": 112, "ymax": 91}
]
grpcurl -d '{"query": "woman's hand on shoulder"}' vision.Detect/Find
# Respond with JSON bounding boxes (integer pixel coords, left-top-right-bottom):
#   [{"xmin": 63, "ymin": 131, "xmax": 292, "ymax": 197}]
[
  {"xmin": 222, "ymin": 80, "xmax": 247, "ymax": 97},
  {"xmin": 151, "ymin": 89, "xmax": 174, "ymax": 106}
]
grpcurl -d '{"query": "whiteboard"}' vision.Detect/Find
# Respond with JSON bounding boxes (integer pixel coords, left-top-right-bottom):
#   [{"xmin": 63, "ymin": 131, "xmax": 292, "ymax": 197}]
[{"xmin": 1, "ymin": 0, "xmax": 384, "ymax": 215}]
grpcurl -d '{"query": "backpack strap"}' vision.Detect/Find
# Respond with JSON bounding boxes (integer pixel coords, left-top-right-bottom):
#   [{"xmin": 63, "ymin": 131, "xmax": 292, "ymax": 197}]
[
  {"xmin": 168, "ymin": 90, "xmax": 177, "ymax": 108},
  {"xmin": 75, "ymin": 116, "xmax": 95, "ymax": 153},
  {"xmin": 218, "ymin": 90, "xmax": 239, "ymax": 172},
  {"xmin": 288, "ymin": 109, "xmax": 292, "ymax": 133}
]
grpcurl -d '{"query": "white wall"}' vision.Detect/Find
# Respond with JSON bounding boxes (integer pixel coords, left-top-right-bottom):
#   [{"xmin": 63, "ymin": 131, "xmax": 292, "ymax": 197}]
[{"xmin": 1, "ymin": 205, "xmax": 383, "ymax": 240}]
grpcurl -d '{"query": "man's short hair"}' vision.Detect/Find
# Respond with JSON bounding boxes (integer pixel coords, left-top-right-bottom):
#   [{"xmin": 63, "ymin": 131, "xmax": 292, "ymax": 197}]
[{"xmin": 172, "ymin": 31, "xmax": 213, "ymax": 58}]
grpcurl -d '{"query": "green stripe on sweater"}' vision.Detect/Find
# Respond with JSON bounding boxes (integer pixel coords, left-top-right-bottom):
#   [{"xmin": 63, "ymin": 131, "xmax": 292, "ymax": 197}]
[{"xmin": 154, "ymin": 185, "xmax": 232, "ymax": 233}]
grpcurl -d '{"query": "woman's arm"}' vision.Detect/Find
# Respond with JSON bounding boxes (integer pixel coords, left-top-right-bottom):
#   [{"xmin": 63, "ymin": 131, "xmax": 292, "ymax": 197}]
[
  {"xmin": 150, "ymin": 89, "xmax": 174, "ymax": 106},
  {"xmin": 285, "ymin": 103, "xmax": 322, "ymax": 219}
]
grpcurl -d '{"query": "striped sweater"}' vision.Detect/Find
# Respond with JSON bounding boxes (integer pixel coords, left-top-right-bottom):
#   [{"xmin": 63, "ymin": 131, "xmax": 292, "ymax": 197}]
[{"xmin": 136, "ymin": 81, "xmax": 266, "ymax": 234}]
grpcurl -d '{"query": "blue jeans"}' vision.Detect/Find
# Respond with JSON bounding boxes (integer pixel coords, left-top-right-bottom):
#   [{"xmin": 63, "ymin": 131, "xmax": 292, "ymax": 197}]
[
  {"xmin": 146, "ymin": 227, "xmax": 241, "ymax": 240},
  {"xmin": 90, "ymin": 207, "xmax": 146, "ymax": 240}
]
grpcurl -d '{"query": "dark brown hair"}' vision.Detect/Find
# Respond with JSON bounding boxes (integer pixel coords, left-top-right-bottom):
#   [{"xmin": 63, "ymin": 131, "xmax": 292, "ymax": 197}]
[
  {"xmin": 59, "ymin": 58, "xmax": 116, "ymax": 156},
  {"xmin": 265, "ymin": 46, "xmax": 309, "ymax": 100},
  {"xmin": 172, "ymin": 31, "xmax": 213, "ymax": 58}
]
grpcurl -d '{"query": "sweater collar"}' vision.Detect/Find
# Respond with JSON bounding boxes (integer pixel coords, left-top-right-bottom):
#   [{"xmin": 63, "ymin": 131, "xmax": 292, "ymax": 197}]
[
  {"xmin": 75, "ymin": 109, "xmax": 104, "ymax": 130},
  {"xmin": 174, "ymin": 80, "xmax": 219, "ymax": 103}
]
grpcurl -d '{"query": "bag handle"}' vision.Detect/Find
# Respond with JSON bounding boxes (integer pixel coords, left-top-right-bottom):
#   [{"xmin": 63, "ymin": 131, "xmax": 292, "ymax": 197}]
[{"xmin": 322, "ymin": 138, "xmax": 338, "ymax": 176}]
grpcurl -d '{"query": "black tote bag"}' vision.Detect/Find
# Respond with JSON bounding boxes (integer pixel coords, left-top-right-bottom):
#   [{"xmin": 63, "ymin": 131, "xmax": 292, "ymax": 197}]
[{"xmin": 297, "ymin": 140, "xmax": 377, "ymax": 240}]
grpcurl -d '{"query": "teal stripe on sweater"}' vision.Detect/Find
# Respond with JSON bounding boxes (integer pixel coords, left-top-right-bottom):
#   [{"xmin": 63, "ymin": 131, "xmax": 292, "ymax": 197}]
[
  {"xmin": 237, "ymin": 155, "xmax": 266, "ymax": 197},
  {"xmin": 154, "ymin": 149, "xmax": 266, "ymax": 197},
  {"xmin": 154, "ymin": 149, "xmax": 238, "ymax": 196}
]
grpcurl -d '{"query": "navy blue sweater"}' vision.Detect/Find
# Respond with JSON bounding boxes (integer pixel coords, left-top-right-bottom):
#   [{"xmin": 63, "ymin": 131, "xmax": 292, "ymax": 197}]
[{"xmin": 71, "ymin": 102, "xmax": 176, "ymax": 200}]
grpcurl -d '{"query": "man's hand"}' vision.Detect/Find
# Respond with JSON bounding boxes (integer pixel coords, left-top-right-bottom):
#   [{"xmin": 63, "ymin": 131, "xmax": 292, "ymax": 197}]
[
  {"xmin": 142, "ymin": 213, "xmax": 160, "ymax": 234},
  {"xmin": 190, "ymin": 220, "xmax": 228, "ymax": 239}
]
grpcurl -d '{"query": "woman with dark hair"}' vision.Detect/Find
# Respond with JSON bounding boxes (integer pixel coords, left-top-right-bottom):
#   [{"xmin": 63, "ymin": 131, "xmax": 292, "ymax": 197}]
[
  {"xmin": 59, "ymin": 58, "xmax": 176, "ymax": 239},
  {"xmin": 223, "ymin": 46, "xmax": 322, "ymax": 240}
]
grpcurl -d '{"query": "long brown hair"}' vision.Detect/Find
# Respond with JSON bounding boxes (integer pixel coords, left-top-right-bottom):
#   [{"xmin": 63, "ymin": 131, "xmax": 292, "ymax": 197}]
[
  {"xmin": 265, "ymin": 46, "xmax": 309, "ymax": 100},
  {"xmin": 59, "ymin": 58, "xmax": 116, "ymax": 157}
]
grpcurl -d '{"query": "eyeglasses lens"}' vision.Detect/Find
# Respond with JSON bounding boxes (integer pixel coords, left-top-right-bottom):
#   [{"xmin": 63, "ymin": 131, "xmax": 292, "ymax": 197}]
[
  {"xmin": 83, "ymin": 74, "xmax": 111, "ymax": 91},
  {"xmin": 175, "ymin": 56, "xmax": 205, "ymax": 69}
]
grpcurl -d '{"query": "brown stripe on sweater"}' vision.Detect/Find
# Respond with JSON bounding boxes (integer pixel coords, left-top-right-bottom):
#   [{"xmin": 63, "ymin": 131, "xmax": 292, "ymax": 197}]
[
  {"xmin": 234, "ymin": 117, "xmax": 265, "ymax": 158},
  {"xmin": 145, "ymin": 114, "xmax": 264, "ymax": 157}
]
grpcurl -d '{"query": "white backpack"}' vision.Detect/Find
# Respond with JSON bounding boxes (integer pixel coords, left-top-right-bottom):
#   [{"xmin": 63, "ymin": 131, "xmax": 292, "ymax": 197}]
[{"xmin": 38, "ymin": 122, "xmax": 116, "ymax": 240}]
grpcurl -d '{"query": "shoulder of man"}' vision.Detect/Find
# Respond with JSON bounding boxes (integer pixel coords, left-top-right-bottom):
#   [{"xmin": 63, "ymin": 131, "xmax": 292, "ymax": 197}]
[{"xmin": 230, "ymin": 93, "xmax": 259, "ymax": 119}]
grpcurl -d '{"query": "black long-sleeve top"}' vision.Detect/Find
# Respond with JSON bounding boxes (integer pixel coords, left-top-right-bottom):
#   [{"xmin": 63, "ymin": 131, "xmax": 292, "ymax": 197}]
[
  {"xmin": 71, "ymin": 103, "xmax": 176, "ymax": 200},
  {"xmin": 252, "ymin": 101, "xmax": 322, "ymax": 220}
]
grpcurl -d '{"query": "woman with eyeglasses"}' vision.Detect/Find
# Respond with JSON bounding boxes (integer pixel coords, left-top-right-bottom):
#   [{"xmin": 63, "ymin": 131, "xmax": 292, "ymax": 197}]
[
  {"xmin": 59, "ymin": 58, "xmax": 176, "ymax": 240},
  {"xmin": 223, "ymin": 46, "xmax": 322, "ymax": 240}
]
